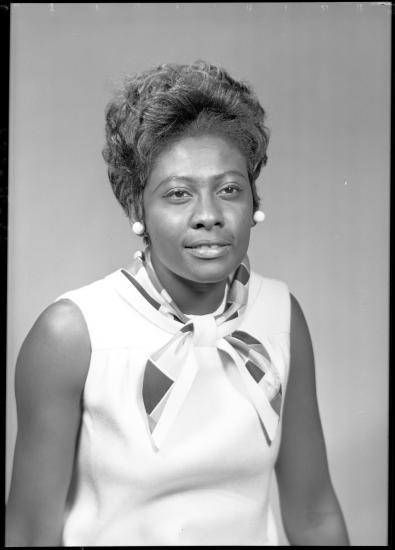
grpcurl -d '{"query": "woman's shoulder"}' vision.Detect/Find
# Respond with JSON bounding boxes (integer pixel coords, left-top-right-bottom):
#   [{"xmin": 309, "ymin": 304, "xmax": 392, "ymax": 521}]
[
  {"xmin": 249, "ymin": 270, "xmax": 290, "ymax": 301},
  {"xmin": 36, "ymin": 298, "xmax": 91, "ymax": 345},
  {"xmin": 56, "ymin": 271, "xmax": 116, "ymax": 302},
  {"xmin": 247, "ymin": 270, "xmax": 291, "ymax": 334},
  {"xmin": 15, "ymin": 299, "xmax": 91, "ymax": 402},
  {"xmin": 54, "ymin": 269, "xmax": 124, "ymax": 318},
  {"xmin": 52, "ymin": 268, "xmax": 145, "ymax": 349}
]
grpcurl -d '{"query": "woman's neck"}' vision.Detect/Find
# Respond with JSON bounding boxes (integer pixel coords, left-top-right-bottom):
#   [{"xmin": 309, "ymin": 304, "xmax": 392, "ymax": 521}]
[
  {"xmin": 149, "ymin": 254, "xmax": 227, "ymax": 315},
  {"xmin": 170, "ymin": 277, "xmax": 227, "ymax": 315}
]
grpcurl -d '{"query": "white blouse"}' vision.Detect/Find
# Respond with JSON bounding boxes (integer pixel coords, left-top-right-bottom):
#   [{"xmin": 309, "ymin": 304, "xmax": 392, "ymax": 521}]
[{"xmin": 58, "ymin": 268, "xmax": 291, "ymax": 546}]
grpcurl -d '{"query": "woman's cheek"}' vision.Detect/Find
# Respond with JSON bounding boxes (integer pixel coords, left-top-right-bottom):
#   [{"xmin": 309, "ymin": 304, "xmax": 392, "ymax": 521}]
[{"xmin": 148, "ymin": 209, "xmax": 182, "ymax": 243}]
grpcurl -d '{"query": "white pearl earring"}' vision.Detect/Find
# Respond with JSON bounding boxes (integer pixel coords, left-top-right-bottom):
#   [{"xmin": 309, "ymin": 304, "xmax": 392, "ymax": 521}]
[
  {"xmin": 253, "ymin": 210, "xmax": 265, "ymax": 223},
  {"xmin": 132, "ymin": 221, "xmax": 145, "ymax": 235}
]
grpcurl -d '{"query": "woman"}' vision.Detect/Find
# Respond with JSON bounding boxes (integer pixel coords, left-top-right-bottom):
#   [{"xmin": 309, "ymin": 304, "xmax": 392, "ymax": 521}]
[{"xmin": 6, "ymin": 61, "xmax": 349, "ymax": 546}]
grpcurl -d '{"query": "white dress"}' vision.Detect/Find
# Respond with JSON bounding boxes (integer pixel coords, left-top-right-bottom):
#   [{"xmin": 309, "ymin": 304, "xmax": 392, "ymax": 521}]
[{"xmin": 58, "ymin": 268, "xmax": 291, "ymax": 546}]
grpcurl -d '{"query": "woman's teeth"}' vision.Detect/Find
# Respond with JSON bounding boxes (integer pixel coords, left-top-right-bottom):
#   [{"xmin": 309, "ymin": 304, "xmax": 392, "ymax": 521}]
[{"xmin": 192, "ymin": 244, "xmax": 223, "ymax": 249}]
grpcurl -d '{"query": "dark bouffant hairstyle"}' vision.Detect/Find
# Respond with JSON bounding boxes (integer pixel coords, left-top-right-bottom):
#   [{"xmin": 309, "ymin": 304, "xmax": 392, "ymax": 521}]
[{"xmin": 102, "ymin": 60, "xmax": 270, "ymax": 222}]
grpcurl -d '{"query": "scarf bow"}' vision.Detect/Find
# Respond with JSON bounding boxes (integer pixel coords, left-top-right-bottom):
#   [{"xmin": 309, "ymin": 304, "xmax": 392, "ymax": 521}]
[{"xmin": 121, "ymin": 249, "xmax": 282, "ymax": 450}]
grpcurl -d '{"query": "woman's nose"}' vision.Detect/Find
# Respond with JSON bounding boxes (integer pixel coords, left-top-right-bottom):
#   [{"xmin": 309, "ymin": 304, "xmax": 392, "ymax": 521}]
[{"xmin": 190, "ymin": 194, "xmax": 224, "ymax": 230}]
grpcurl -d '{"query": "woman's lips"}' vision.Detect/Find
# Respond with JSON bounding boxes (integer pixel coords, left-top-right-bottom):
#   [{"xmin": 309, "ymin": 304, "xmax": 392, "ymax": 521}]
[{"xmin": 185, "ymin": 243, "xmax": 231, "ymax": 259}]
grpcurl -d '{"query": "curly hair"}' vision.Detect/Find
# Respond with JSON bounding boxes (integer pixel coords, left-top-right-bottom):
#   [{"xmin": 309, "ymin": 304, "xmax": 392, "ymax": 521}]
[{"xmin": 102, "ymin": 60, "xmax": 270, "ymax": 226}]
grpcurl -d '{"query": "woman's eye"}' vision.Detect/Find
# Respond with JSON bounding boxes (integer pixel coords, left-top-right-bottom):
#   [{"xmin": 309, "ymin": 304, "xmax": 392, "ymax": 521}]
[
  {"xmin": 165, "ymin": 189, "xmax": 191, "ymax": 199},
  {"xmin": 219, "ymin": 185, "xmax": 241, "ymax": 196}
]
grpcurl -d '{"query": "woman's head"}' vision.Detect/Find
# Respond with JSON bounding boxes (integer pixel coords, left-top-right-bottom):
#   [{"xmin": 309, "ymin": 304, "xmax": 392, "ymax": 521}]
[
  {"xmin": 102, "ymin": 60, "xmax": 270, "ymax": 229},
  {"xmin": 142, "ymin": 134, "xmax": 254, "ymax": 288}
]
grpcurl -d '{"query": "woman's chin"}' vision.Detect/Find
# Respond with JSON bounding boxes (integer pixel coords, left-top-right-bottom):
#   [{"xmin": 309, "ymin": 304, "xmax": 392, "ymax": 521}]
[{"xmin": 181, "ymin": 253, "xmax": 239, "ymax": 284}]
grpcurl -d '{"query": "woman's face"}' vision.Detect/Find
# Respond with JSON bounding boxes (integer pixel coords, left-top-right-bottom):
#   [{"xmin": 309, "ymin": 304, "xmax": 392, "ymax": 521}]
[{"xmin": 143, "ymin": 134, "xmax": 254, "ymax": 287}]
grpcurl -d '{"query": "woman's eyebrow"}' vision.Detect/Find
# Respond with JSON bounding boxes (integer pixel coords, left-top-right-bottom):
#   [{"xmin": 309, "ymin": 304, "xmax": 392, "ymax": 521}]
[
  {"xmin": 213, "ymin": 170, "xmax": 248, "ymax": 182},
  {"xmin": 156, "ymin": 171, "xmax": 248, "ymax": 189}
]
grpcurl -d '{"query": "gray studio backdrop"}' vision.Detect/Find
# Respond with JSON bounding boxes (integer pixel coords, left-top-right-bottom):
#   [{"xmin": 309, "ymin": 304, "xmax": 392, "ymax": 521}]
[{"xmin": 7, "ymin": 3, "xmax": 390, "ymax": 546}]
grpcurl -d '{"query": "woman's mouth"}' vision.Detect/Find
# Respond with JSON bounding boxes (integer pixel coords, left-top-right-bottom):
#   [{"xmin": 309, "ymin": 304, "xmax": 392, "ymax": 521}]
[{"xmin": 185, "ymin": 243, "xmax": 231, "ymax": 259}]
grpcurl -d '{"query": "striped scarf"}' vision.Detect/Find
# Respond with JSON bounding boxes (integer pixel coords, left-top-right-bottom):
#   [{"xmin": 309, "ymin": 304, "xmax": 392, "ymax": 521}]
[{"xmin": 121, "ymin": 248, "xmax": 282, "ymax": 450}]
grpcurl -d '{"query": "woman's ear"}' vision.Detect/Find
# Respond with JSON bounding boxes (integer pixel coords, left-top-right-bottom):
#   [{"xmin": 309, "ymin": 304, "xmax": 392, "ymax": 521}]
[{"xmin": 128, "ymin": 194, "xmax": 150, "ymax": 243}]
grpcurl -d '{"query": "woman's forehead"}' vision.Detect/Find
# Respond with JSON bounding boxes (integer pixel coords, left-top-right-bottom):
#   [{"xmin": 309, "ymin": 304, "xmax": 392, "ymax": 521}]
[{"xmin": 148, "ymin": 135, "xmax": 248, "ymax": 183}]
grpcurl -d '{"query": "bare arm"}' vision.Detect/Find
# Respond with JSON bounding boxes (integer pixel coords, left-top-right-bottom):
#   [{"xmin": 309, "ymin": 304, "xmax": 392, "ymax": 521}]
[
  {"xmin": 275, "ymin": 294, "xmax": 349, "ymax": 546},
  {"xmin": 6, "ymin": 299, "xmax": 91, "ymax": 547}
]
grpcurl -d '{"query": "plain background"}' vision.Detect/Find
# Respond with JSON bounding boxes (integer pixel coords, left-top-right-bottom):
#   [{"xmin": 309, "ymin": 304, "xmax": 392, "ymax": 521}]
[{"xmin": 7, "ymin": 3, "xmax": 390, "ymax": 545}]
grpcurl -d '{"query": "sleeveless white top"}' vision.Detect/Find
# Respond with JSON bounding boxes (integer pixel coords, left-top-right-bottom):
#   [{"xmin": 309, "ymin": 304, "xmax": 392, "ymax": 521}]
[{"xmin": 58, "ymin": 268, "xmax": 291, "ymax": 546}]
